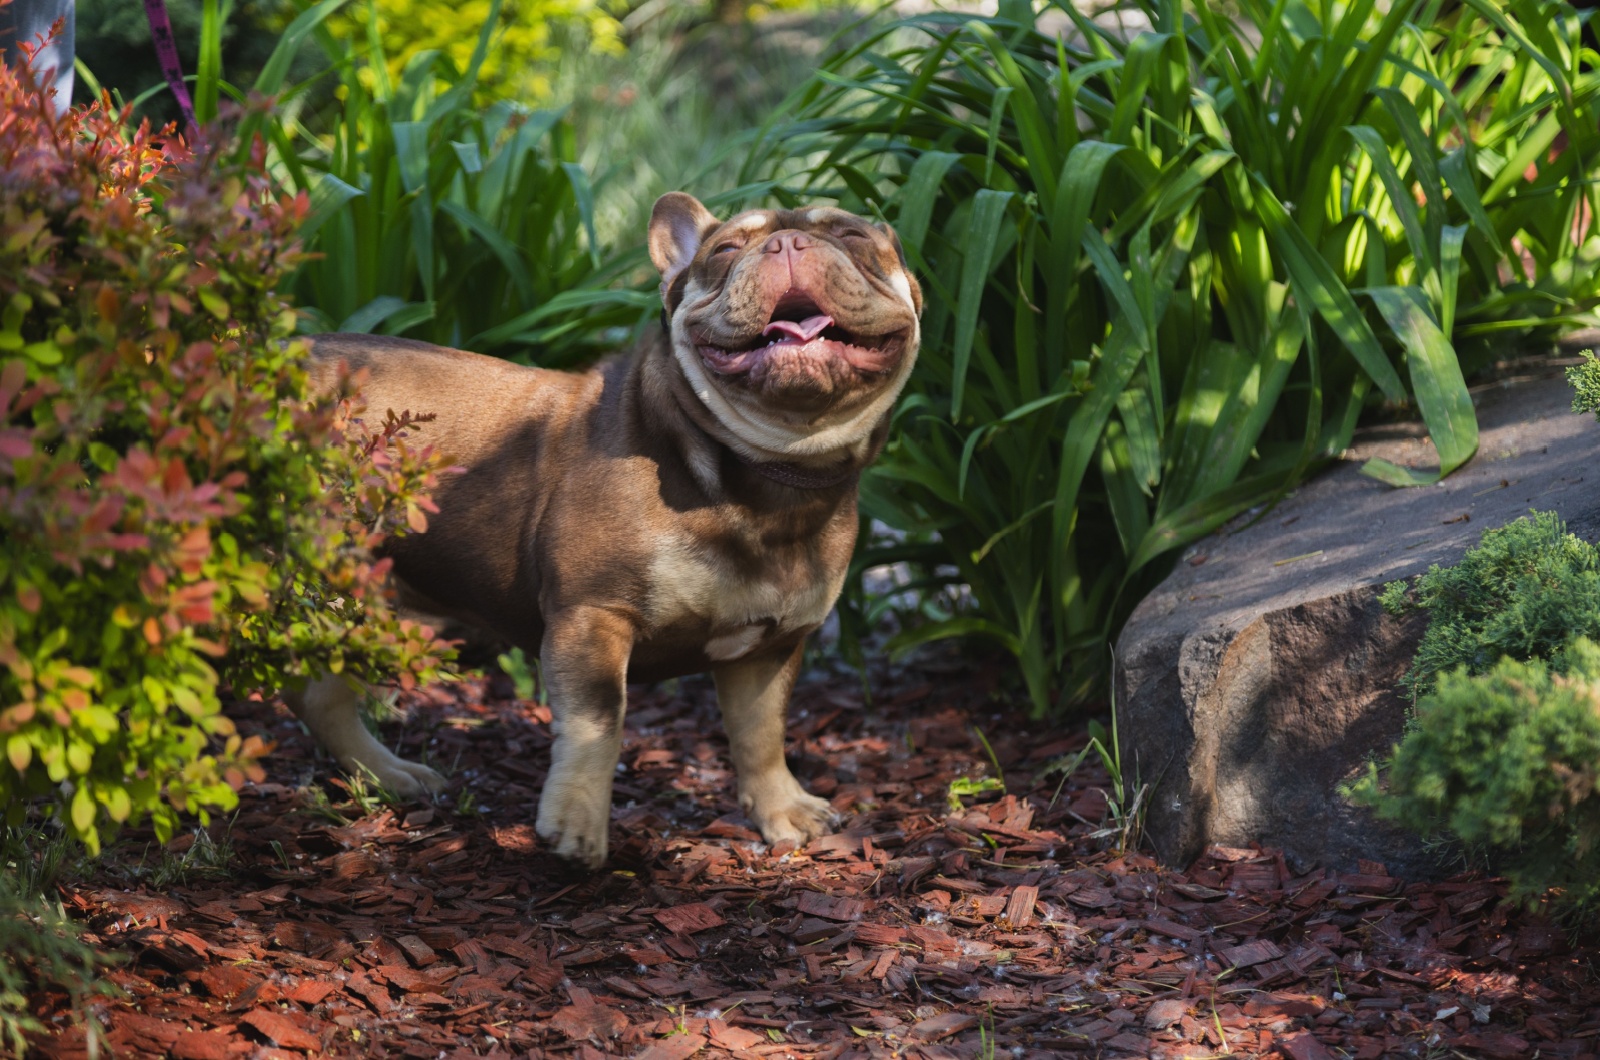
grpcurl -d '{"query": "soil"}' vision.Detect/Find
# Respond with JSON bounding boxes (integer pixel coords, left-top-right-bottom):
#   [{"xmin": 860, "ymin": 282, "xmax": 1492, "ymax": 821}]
[{"xmin": 22, "ymin": 653, "xmax": 1600, "ymax": 1059}]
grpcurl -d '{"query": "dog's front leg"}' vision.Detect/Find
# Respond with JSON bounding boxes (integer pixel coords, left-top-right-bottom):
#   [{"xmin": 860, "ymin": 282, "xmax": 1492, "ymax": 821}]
[
  {"xmin": 282, "ymin": 673, "xmax": 445, "ymax": 797},
  {"xmin": 714, "ymin": 644, "xmax": 837, "ymax": 848},
  {"xmin": 536, "ymin": 607, "xmax": 634, "ymax": 868}
]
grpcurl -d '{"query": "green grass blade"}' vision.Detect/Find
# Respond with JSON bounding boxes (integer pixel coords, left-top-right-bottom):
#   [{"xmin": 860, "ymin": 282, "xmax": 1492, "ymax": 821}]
[
  {"xmin": 1347, "ymin": 124, "xmax": 1434, "ymax": 275},
  {"xmin": 254, "ymin": 0, "xmax": 351, "ymax": 97},
  {"xmin": 1439, "ymin": 147, "xmax": 1506, "ymax": 255},
  {"xmin": 561, "ymin": 162, "xmax": 602, "ymax": 270},
  {"xmin": 338, "ymin": 295, "xmax": 417, "ymax": 333},
  {"xmin": 196, "ymin": 0, "xmax": 223, "ymax": 125}
]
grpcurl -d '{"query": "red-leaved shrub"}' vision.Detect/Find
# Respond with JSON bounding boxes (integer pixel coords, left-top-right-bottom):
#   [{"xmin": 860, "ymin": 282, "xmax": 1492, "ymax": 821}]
[{"xmin": 0, "ymin": 55, "xmax": 453, "ymax": 852}]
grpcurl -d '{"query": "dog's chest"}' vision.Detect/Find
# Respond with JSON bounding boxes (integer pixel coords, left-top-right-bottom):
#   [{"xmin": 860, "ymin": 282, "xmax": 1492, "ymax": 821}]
[{"xmin": 645, "ymin": 535, "xmax": 843, "ymax": 662}]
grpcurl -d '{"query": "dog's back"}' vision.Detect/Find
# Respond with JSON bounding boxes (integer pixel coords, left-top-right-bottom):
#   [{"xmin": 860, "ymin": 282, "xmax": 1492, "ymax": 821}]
[{"xmin": 306, "ymin": 334, "xmax": 604, "ymax": 644}]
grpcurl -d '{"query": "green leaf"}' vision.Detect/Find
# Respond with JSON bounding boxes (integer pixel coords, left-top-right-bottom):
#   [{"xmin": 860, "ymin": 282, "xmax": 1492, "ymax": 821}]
[
  {"xmin": 71, "ymin": 783, "xmax": 95, "ymax": 835},
  {"xmin": 895, "ymin": 151, "xmax": 961, "ymax": 254},
  {"xmin": 103, "ymin": 784, "xmax": 132, "ymax": 823},
  {"xmin": 561, "ymin": 162, "xmax": 602, "ymax": 270},
  {"xmin": 1251, "ymin": 177, "xmax": 1407, "ymax": 402},
  {"xmin": 1346, "ymin": 124, "xmax": 1434, "ymax": 275},
  {"xmin": 196, "ymin": 0, "xmax": 223, "ymax": 125},
  {"xmin": 950, "ymin": 189, "xmax": 1013, "ymax": 419},
  {"xmin": 253, "ymin": 0, "xmax": 350, "ymax": 96},
  {"xmin": 6, "ymin": 734, "xmax": 29, "ymax": 773},
  {"xmin": 338, "ymin": 296, "xmax": 416, "ymax": 334},
  {"xmin": 1360, "ymin": 286, "xmax": 1477, "ymax": 486},
  {"xmin": 23, "ymin": 340, "xmax": 61, "ymax": 365},
  {"xmin": 198, "ymin": 289, "xmax": 231, "ymax": 321},
  {"xmin": 886, "ymin": 615, "xmax": 1023, "ymax": 659},
  {"xmin": 1439, "ymin": 148, "xmax": 1503, "ymax": 255}
]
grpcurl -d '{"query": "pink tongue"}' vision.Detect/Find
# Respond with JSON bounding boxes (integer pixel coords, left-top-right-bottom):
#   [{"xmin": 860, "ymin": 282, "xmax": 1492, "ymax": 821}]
[{"xmin": 762, "ymin": 313, "xmax": 834, "ymax": 342}]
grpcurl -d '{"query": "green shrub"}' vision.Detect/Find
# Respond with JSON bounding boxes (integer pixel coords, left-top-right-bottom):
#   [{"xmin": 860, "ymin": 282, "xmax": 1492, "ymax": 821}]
[
  {"xmin": 325, "ymin": 0, "xmax": 625, "ymax": 102},
  {"xmin": 1380, "ymin": 512, "xmax": 1600, "ymax": 697},
  {"xmin": 1360, "ymin": 374, "xmax": 1600, "ymax": 921},
  {"xmin": 0, "ymin": 57, "xmax": 451, "ymax": 854},
  {"xmin": 740, "ymin": 0, "xmax": 1600, "ymax": 712},
  {"xmin": 1568, "ymin": 350, "xmax": 1600, "ymax": 418},
  {"xmin": 1351, "ymin": 640, "xmax": 1600, "ymax": 918},
  {"xmin": 259, "ymin": 0, "xmax": 654, "ymax": 364}
]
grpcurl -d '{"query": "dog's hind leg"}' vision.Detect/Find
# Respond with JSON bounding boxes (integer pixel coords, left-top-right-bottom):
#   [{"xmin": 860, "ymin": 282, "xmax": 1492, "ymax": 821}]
[
  {"xmin": 536, "ymin": 607, "xmax": 634, "ymax": 869},
  {"xmin": 282, "ymin": 673, "xmax": 444, "ymax": 798},
  {"xmin": 714, "ymin": 643, "xmax": 837, "ymax": 848}
]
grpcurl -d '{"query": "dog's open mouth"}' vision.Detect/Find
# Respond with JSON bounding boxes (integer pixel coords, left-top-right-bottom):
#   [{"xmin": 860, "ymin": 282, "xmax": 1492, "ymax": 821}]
[{"xmin": 695, "ymin": 293, "xmax": 904, "ymax": 378}]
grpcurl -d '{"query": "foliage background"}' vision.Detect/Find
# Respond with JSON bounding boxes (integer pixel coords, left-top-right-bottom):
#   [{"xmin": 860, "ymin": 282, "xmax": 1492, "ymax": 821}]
[
  {"xmin": 73, "ymin": 0, "xmax": 313, "ymax": 124},
  {"xmin": 80, "ymin": 0, "xmax": 1600, "ymax": 717},
  {"xmin": 739, "ymin": 0, "xmax": 1600, "ymax": 712}
]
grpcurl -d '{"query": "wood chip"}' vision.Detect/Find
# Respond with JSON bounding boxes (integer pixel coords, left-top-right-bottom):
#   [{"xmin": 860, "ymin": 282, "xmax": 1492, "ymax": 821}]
[
  {"xmin": 910, "ymin": 1012, "xmax": 979, "ymax": 1040},
  {"xmin": 1145, "ymin": 999, "xmax": 1186, "ymax": 1029},
  {"xmin": 1003, "ymin": 884, "xmax": 1037, "ymax": 928},
  {"xmin": 653, "ymin": 903, "xmax": 726, "ymax": 935},
  {"xmin": 795, "ymin": 891, "xmax": 865, "ymax": 922},
  {"xmin": 395, "ymin": 933, "xmax": 439, "ymax": 967},
  {"xmin": 635, "ymin": 1032, "xmax": 709, "ymax": 1060},
  {"xmin": 1220, "ymin": 939, "xmax": 1284, "ymax": 968},
  {"xmin": 239, "ymin": 1010, "xmax": 322, "ymax": 1052},
  {"xmin": 169, "ymin": 1030, "xmax": 235, "ymax": 1060}
]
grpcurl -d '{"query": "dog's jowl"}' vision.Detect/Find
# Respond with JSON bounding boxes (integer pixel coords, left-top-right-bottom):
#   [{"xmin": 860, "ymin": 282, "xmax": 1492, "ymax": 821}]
[{"xmin": 287, "ymin": 193, "xmax": 923, "ymax": 867}]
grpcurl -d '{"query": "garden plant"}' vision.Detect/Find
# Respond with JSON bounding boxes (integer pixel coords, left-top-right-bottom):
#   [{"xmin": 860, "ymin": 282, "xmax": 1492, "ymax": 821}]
[
  {"xmin": 1354, "ymin": 356, "xmax": 1600, "ymax": 925},
  {"xmin": 740, "ymin": 0, "xmax": 1600, "ymax": 713},
  {"xmin": 163, "ymin": 0, "xmax": 656, "ymax": 363},
  {"xmin": 0, "ymin": 55, "xmax": 452, "ymax": 858}
]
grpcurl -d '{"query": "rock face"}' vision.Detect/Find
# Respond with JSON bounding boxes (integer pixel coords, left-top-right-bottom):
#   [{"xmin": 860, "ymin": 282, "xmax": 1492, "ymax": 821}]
[{"xmin": 1114, "ymin": 370, "xmax": 1600, "ymax": 878}]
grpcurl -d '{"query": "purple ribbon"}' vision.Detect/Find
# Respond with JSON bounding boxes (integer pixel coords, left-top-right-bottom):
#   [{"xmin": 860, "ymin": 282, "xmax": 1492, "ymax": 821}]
[{"xmin": 142, "ymin": 0, "xmax": 196, "ymax": 133}]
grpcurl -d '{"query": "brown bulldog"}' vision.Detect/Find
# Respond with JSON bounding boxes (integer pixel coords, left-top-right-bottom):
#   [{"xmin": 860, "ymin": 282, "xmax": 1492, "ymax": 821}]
[{"xmin": 283, "ymin": 193, "xmax": 922, "ymax": 867}]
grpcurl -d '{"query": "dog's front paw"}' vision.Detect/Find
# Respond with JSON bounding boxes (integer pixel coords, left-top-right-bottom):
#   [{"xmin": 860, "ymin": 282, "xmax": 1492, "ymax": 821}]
[
  {"xmin": 742, "ymin": 776, "xmax": 838, "ymax": 848},
  {"xmin": 536, "ymin": 782, "xmax": 611, "ymax": 869}
]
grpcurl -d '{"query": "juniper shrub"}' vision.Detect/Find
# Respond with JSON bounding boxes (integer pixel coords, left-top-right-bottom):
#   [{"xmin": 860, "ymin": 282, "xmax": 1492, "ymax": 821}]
[
  {"xmin": 1378, "ymin": 512, "xmax": 1600, "ymax": 699},
  {"xmin": 1352, "ymin": 640, "xmax": 1600, "ymax": 920}
]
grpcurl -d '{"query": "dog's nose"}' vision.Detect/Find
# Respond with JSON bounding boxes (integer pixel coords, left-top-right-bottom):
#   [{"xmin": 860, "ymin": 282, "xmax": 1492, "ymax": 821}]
[{"xmin": 762, "ymin": 230, "xmax": 814, "ymax": 255}]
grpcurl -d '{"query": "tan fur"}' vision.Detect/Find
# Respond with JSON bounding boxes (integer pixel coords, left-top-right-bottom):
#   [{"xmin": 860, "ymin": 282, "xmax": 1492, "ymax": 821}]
[{"xmin": 287, "ymin": 195, "xmax": 922, "ymax": 867}]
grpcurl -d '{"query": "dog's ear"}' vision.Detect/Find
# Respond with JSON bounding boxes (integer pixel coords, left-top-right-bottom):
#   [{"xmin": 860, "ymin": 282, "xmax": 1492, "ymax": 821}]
[
  {"xmin": 649, "ymin": 193, "xmax": 721, "ymax": 303},
  {"xmin": 875, "ymin": 221, "xmax": 924, "ymax": 315}
]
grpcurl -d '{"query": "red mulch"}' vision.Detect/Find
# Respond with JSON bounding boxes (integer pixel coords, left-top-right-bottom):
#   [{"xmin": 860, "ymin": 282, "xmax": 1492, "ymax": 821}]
[{"xmin": 23, "ymin": 654, "xmax": 1600, "ymax": 1059}]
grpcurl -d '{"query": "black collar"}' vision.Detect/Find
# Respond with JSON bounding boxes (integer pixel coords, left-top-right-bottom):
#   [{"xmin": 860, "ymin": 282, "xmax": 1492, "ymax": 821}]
[{"xmin": 734, "ymin": 450, "xmax": 859, "ymax": 490}]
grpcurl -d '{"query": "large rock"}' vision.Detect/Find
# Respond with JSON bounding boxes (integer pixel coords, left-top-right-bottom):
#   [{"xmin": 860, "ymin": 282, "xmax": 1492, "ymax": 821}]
[{"xmin": 1114, "ymin": 368, "xmax": 1600, "ymax": 878}]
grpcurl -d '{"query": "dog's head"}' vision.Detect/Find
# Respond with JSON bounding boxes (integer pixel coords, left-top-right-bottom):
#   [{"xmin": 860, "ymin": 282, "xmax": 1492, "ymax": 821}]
[{"xmin": 648, "ymin": 193, "xmax": 922, "ymax": 462}]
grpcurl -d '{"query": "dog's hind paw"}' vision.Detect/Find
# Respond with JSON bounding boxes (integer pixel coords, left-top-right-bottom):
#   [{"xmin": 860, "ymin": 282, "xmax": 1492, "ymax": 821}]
[
  {"xmin": 341, "ymin": 754, "xmax": 445, "ymax": 800},
  {"xmin": 386, "ymin": 759, "xmax": 446, "ymax": 798},
  {"xmin": 744, "ymin": 782, "xmax": 838, "ymax": 848}
]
